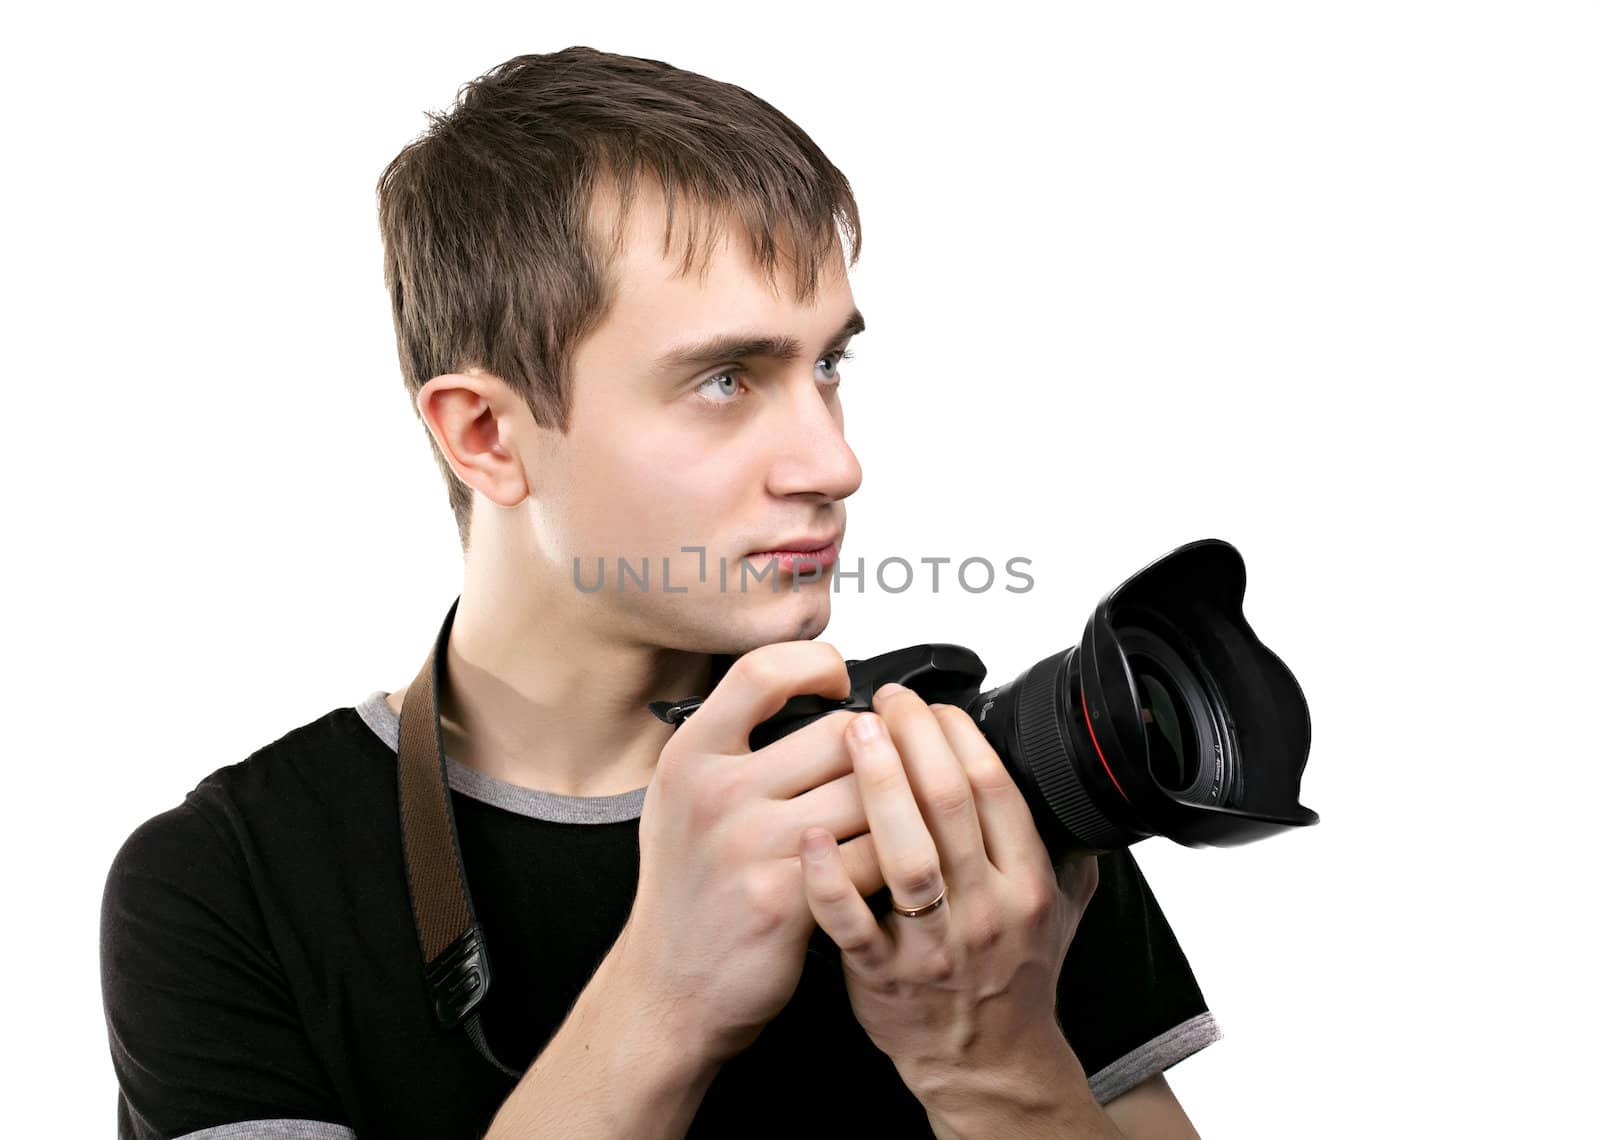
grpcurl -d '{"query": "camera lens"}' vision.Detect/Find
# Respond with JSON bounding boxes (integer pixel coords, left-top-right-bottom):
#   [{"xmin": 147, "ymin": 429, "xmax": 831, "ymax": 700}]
[
  {"xmin": 1131, "ymin": 657, "xmax": 1197, "ymax": 793},
  {"xmin": 1115, "ymin": 621, "xmax": 1236, "ymax": 809}
]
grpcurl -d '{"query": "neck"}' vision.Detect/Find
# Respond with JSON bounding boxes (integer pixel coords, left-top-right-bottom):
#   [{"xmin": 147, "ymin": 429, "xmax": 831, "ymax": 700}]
[{"xmin": 412, "ymin": 551, "xmax": 718, "ymax": 799}]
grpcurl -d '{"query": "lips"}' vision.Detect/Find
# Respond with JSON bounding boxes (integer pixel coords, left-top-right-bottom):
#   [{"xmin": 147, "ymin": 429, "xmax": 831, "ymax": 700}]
[
  {"xmin": 745, "ymin": 533, "xmax": 842, "ymax": 574},
  {"xmin": 747, "ymin": 530, "xmax": 842, "ymax": 557},
  {"xmin": 750, "ymin": 538, "xmax": 834, "ymax": 555}
]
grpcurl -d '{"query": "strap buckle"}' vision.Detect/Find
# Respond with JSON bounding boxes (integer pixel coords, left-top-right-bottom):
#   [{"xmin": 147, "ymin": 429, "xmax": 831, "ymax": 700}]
[{"xmin": 425, "ymin": 924, "xmax": 493, "ymax": 1030}]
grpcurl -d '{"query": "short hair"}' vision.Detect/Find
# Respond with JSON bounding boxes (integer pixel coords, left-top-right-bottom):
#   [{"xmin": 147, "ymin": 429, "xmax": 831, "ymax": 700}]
[{"xmin": 375, "ymin": 46, "xmax": 863, "ymax": 551}]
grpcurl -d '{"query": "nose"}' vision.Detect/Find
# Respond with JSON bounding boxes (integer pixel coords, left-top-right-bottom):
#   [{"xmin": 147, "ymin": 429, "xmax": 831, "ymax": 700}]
[{"xmin": 764, "ymin": 383, "xmax": 864, "ymax": 503}]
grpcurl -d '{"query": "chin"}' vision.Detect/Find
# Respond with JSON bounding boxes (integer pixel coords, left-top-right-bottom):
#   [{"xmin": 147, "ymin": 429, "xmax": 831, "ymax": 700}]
[
  {"xmin": 704, "ymin": 592, "xmax": 834, "ymax": 654},
  {"xmin": 766, "ymin": 589, "xmax": 833, "ymax": 643}
]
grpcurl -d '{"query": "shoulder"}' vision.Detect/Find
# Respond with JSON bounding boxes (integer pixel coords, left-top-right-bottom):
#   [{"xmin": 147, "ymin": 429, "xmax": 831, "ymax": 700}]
[
  {"xmin": 200, "ymin": 699, "xmax": 396, "ymax": 820},
  {"xmin": 104, "ymin": 700, "xmax": 395, "ymax": 920},
  {"xmin": 100, "ymin": 704, "xmax": 378, "ymax": 1138}
]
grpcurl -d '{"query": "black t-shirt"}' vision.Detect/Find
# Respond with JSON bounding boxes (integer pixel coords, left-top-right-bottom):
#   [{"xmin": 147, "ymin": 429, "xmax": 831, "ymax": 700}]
[{"xmin": 100, "ymin": 690, "xmax": 1220, "ymax": 1139}]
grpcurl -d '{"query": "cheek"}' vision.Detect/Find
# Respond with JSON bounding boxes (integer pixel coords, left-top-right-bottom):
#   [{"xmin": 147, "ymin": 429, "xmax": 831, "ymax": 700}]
[{"xmin": 566, "ymin": 429, "xmax": 746, "ymax": 554}]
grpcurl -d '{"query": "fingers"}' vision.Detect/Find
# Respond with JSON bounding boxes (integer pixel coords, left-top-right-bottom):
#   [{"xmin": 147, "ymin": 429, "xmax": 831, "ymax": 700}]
[
  {"xmin": 931, "ymin": 702, "xmax": 1052, "ymax": 881},
  {"xmin": 843, "ymin": 705, "xmax": 952, "ymax": 937},
  {"xmin": 747, "ymin": 708, "xmax": 859, "ymax": 800},
  {"xmin": 774, "ymin": 768, "xmax": 867, "ymax": 849},
  {"xmin": 677, "ymin": 641, "xmax": 852, "ymax": 756},
  {"xmin": 833, "ymin": 830, "xmax": 886, "ymax": 899},
  {"xmin": 800, "ymin": 828, "xmax": 892, "ymax": 966},
  {"xmin": 871, "ymin": 684, "xmax": 992, "ymax": 896}
]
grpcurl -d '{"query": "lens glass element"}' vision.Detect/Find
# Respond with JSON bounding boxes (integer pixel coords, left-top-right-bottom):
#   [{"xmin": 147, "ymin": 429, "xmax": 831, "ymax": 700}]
[{"xmin": 1131, "ymin": 657, "xmax": 1198, "ymax": 792}]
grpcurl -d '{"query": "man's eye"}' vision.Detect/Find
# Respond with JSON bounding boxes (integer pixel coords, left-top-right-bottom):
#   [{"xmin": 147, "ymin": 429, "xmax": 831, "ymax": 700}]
[
  {"xmin": 695, "ymin": 370, "xmax": 745, "ymax": 405},
  {"xmin": 815, "ymin": 348, "xmax": 853, "ymax": 385},
  {"xmin": 697, "ymin": 369, "xmax": 752, "ymax": 405},
  {"xmin": 695, "ymin": 348, "xmax": 853, "ymax": 408}
]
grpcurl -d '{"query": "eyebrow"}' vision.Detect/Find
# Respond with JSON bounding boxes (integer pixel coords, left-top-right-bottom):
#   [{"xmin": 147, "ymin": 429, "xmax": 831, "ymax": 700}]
[{"xmin": 650, "ymin": 308, "xmax": 867, "ymax": 377}]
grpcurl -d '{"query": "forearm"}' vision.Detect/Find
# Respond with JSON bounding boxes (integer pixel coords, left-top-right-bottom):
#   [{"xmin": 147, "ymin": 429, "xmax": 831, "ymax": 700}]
[
  {"xmin": 485, "ymin": 944, "xmax": 722, "ymax": 1139},
  {"xmin": 916, "ymin": 1029, "xmax": 1126, "ymax": 1140}
]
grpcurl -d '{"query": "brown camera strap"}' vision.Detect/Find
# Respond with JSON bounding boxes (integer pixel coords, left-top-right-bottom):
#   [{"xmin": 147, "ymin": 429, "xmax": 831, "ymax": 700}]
[{"xmin": 396, "ymin": 595, "xmax": 523, "ymax": 1079}]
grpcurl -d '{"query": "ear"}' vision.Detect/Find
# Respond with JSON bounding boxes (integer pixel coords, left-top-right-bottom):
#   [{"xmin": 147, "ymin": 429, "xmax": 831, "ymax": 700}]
[{"xmin": 415, "ymin": 371, "xmax": 532, "ymax": 509}]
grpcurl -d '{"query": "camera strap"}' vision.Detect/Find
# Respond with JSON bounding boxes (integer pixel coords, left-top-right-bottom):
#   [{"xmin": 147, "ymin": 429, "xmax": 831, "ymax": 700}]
[{"xmin": 395, "ymin": 594, "xmax": 524, "ymax": 1079}]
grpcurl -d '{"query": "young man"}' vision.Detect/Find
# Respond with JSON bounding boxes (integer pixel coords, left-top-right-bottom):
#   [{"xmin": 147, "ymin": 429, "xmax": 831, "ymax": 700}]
[{"xmin": 100, "ymin": 46, "xmax": 1218, "ymax": 1138}]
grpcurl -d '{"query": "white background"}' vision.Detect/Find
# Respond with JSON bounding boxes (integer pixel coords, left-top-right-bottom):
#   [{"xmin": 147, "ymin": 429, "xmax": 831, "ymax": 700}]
[{"xmin": 3, "ymin": 2, "xmax": 1595, "ymax": 1136}]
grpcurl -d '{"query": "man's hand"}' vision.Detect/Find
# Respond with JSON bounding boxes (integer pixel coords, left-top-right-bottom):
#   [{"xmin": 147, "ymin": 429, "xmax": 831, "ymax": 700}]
[
  {"xmin": 619, "ymin": 641, "xmax": 888, "ymax": 1069},
  {"xmin": 797, "ymin": 682, "xmax": 1100, "ymax": 1108}
]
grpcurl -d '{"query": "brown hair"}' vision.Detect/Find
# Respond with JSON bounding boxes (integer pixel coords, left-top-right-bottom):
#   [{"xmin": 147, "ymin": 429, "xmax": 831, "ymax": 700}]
[{"xmin": 376, "ymin": 46, "xmax": 863, "ymax": 551}]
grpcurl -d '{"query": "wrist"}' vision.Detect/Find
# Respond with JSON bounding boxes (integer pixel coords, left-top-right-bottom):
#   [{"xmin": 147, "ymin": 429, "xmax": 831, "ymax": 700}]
[
  {"xmin": 605, "ymin": 922, "xmax": 737, "ymax": 1073},
  {"xmin": 488, "ymin": 937, "xmax": 724, "ymax": 1140},
  {"xmin": 911, "ymin": 1024, "xmax": 1088, "ymax": 1124},
  {"xmin": 598, "ymin": 930, "xmax": 726, "ymax": 1082}
]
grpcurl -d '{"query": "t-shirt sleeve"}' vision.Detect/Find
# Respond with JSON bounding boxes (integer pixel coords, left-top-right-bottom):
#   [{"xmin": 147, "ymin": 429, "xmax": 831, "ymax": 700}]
[
  {"xmin": 1055, "ymin": 846, "xmax": 1222, "ymax": 1104},
  {"xmin": 100, "ymin": 793, "xmax": 356, "ymax": 1140}
]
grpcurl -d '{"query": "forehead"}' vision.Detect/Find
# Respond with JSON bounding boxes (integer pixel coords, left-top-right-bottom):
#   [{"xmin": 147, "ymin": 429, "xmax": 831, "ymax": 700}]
[{"xmin": 584, "ymin": 176, "xmax": 852, "ymax": 340}]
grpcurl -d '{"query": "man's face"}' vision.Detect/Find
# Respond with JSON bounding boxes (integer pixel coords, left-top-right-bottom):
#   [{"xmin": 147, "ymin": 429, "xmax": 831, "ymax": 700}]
[{"xmin": 516, "ymin": 185, "xmax": 864, "ymax": 655}]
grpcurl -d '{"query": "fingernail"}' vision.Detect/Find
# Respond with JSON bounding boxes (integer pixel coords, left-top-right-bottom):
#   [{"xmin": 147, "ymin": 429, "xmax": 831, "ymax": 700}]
[
  {"xmin": 875, "ymin": 682, "xmax": 905, "ymax": 700},
  {"xmin": 802, "ymin": 829, "xmax": 831, "ymax": 862}
]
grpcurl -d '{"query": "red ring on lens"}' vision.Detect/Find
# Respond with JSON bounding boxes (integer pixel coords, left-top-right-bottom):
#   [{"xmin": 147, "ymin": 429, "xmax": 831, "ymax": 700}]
[{"xmin": 1081, "ymin": 686, "xmax": 1130, "ymax": 802}]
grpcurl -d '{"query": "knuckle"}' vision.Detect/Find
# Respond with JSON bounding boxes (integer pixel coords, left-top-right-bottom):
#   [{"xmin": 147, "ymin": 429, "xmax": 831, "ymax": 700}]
[
  {"xmin": 895, "ymin": 855, "xmax": 943, "ymax": 900},
  {"xmin": 811, "ymin": 639, "xmax": 845, "ymax": 667},
  {"xmin": 808, "ymin": 868, "xmax": 855, "ymax": 907},
  {"xmin": 738, "ymin": 652, "xmax": 783, "ymax": 695},
  {"xmin": 739, "ymin": 641, "xmax": 849, "ymax": 703},
  {"xmin": 959, "ymin": 902, "xmax": 1005, "ymax": 951},
  {"xmin": 834, "ymin": 928, "xmax": 878, "ymax": 957},
  {"xmin": 963, "ymin": 748, "xmax": 1013, "ymax": 791},
  {"xmin": 739, "ymin": 867, "xmax": 791, "ymax": 935},
  {"xmin": 918, "ymin": 947, "xmax": 956, "ymax": 982},
  {"xmin": 813, "ymin": 644, "xmax": 851, "ymax": 694},
  {"xmin": 1019, "ymin": 877, "xmax": 1062, "ymax": 923},
  {"xmin": 926, "ymin": 777, "xmax": 972, "ymax": 819}
]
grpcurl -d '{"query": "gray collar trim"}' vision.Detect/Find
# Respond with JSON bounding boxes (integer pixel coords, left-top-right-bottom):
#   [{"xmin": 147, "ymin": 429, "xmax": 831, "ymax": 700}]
[{"xmin": 353, "ymin": 690, "xmax": 646, "ymax": 825}]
